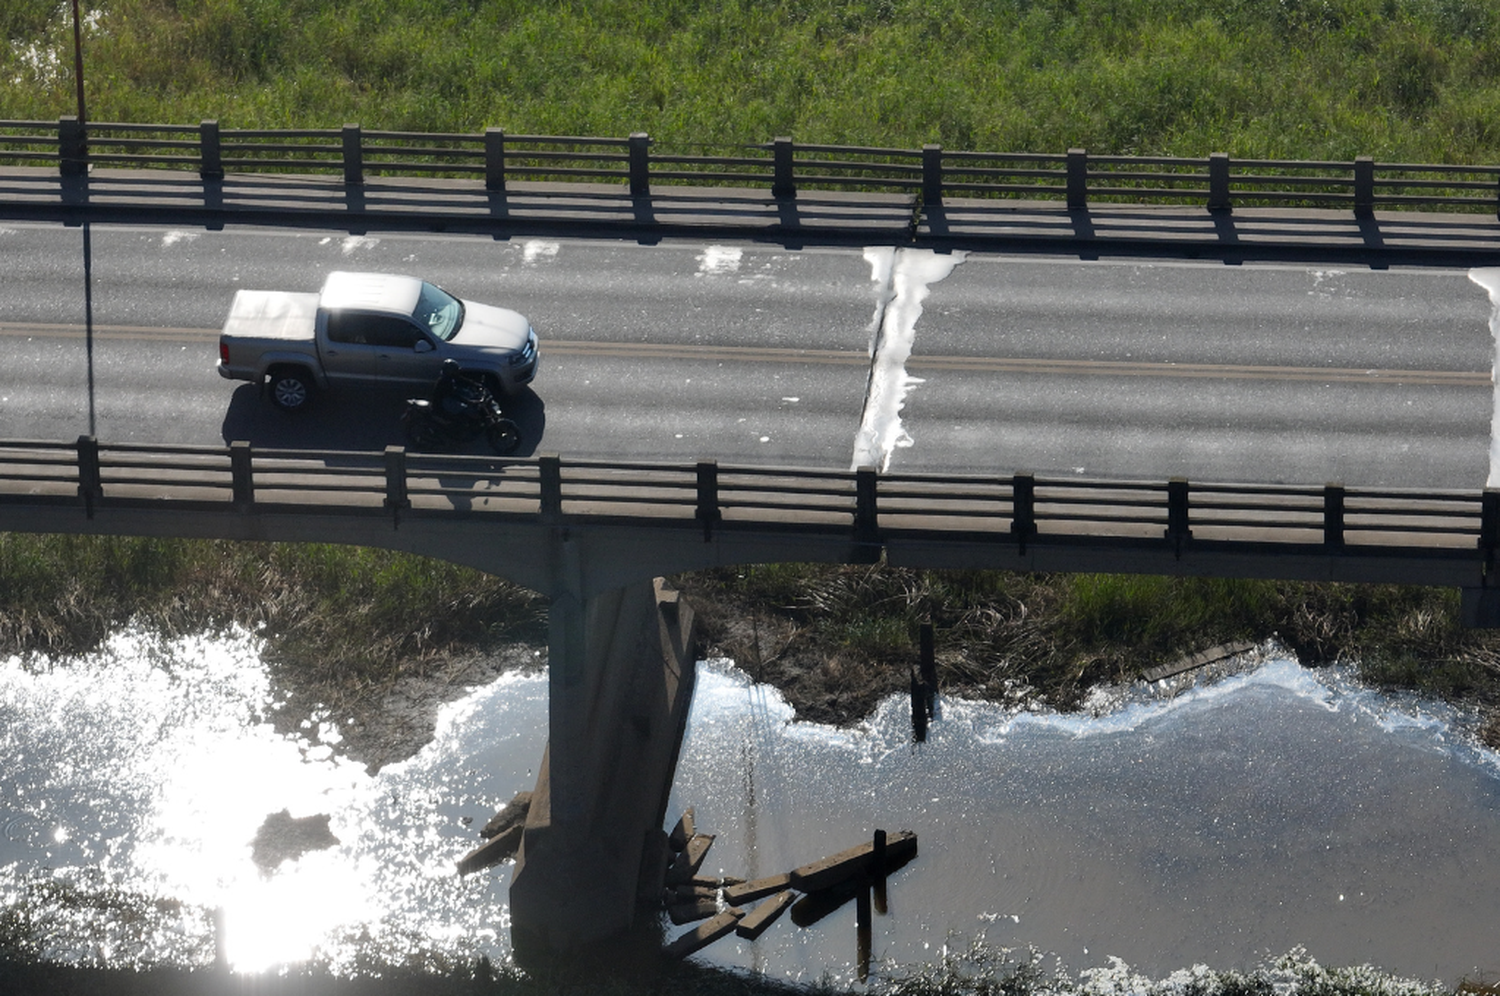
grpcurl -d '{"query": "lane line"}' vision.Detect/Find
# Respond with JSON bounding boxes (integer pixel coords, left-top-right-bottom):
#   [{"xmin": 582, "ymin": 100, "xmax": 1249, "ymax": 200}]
[{"xmin": 2, "ymin": 323, "xmax": 1488, "ymax": 387}]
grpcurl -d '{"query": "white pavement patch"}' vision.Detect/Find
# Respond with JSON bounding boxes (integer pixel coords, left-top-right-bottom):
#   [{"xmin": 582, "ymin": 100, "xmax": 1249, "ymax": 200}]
[
  {"xmin": 340, "ymin": 235, "xmax": 379, "ymax": 255},
  {"xmin": 1470, "ymin": 268, "xmax": 1500, "ymax": 488},
  {"xmin": 696, "ymin": 245, "xmax": 742, "ymax": 275},
  {"xmin": 161, "ymin": 230, "xmax": 199, "ymax": 247},
  {"xmin": 851, "ymin": 247, "xmax": 964, "ymax": 471},
  {"xmin": 523, "ymin": 240, "xmax": 560, "ymax": 264}
]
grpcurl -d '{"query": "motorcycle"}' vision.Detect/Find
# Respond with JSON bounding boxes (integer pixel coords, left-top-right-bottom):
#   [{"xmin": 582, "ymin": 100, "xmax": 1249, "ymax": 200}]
[{"xmin": 403, "ymin": 378, "xmax": 521, "ymax": 455}]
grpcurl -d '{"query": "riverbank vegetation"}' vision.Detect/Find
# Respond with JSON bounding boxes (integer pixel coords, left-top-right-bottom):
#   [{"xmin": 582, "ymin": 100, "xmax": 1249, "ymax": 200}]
[
  {"xmin": 5, "ymin": 534, "xmax": 1500, "ymax": 748},
  {"xmin": 4, "ymin": 0, "xmax": 1500, "ymax": 164}
]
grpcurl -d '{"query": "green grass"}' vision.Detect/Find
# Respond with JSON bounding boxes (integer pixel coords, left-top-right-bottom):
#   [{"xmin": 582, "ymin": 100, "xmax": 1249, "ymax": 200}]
[{"xmin": 4, "ymin": 0, "xmax": 1500, "ymax": 163}]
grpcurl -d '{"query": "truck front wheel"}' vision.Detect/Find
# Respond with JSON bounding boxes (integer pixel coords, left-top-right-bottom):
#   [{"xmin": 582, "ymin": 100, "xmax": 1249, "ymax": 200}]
[{"xmin": 267, "ymin": 367, "xmax": 316, "ymax": 411}]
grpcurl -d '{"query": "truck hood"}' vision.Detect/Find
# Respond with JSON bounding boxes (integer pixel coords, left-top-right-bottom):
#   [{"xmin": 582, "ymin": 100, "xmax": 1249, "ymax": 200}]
[{"xmin": 454, "ymin": 301, "xmax": 532, "ymax": 351}]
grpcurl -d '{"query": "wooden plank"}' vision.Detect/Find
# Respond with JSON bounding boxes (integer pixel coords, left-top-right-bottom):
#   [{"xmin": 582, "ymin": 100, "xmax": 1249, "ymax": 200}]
[
  {"xmin": 723, "ymin": 872, "xmax": 792, "ymax": 906},
  {"xmin": 735, "ymin": 890, "xmax": 795, "ymax": 940},
  {"xmin": 668, "ymin": 807, "xmax": 696, "ymax": 852},
  {"xmin": 665, "ymin": 833, "xmax": 715, "ymax": 886},
  {"xmin": 455, "ymin": 823, "xmax": 522, "ymax": 875},
  {"xmin": 1140, "ymin": 641, "xmax": 1256, "ymax": 683},
  {"xmin": 663, "ymin": 907, "xmax": 743, "ymax": 960},
  {"xmin": 787, "ymin": 829, "xmax": 916, "ymax": 894},
  {"xmin": 667, "ymin": 899, "xmax": 720, "ymax": 925}
]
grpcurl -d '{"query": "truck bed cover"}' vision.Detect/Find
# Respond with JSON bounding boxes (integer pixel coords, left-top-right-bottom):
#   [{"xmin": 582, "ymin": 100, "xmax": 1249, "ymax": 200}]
[{"xmin": 222, "ymin": 290, "xmax": 319, "ymax": 341}]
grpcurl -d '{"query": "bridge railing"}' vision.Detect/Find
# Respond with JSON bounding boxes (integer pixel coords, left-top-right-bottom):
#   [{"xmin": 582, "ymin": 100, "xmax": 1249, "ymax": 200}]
[
  {"xmin": 6, "ymin": 118, "xmax": 1498, "ymax": 218},
  {"xmin": 0, "ymin": 438, "xmax": 1492, "ymax": 562}
]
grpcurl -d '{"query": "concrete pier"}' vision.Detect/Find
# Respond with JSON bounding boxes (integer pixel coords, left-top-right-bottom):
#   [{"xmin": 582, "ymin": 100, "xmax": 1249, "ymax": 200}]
[{"xmin": 509, "ymin": 576, "xmax": 699, "ymax": 958}]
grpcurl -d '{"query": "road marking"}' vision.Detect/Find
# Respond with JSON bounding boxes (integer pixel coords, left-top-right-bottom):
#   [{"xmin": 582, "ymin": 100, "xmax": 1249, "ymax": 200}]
[{"xmin": 1, "ymin": 323, "xmax": 1488, "ymax": 387}]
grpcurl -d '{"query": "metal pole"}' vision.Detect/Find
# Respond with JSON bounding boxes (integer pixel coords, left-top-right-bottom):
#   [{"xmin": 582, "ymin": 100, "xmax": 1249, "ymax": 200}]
[{"xmin": 70, "ymin": 0, "xmax": 87, "ymax": 124}]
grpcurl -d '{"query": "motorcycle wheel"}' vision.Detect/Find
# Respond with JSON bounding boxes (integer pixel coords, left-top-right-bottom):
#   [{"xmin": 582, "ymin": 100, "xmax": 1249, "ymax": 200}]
[
  {"xmin": 487, "ymin": 418, "xmax": 521, "ymax": 455},
  {"xmin": 405, "ymin": 413, "xmax": 440, "ymax": 450}
]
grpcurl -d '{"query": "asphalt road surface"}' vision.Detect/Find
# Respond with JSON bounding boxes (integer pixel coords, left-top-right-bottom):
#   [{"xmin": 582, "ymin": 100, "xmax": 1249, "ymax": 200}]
[{"xmin": 0, "ymin": 220, "xmax": 1494, "ymax": 489}]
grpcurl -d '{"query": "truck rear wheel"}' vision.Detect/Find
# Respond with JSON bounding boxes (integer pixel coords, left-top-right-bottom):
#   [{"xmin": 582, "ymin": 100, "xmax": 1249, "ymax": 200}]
[{"xmin": 267, "ymin": 367, "xmax": 315, "ymax": 411}]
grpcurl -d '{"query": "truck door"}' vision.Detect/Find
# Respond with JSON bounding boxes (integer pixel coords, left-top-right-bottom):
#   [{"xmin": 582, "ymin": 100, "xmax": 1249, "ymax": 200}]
[
  {"xmin": 320, "ymin": 310, "xmax": 379, "ymax": 383},
  {"xmin": 363, "ymin": 316, "xmax": 443, "ymax": 386}
]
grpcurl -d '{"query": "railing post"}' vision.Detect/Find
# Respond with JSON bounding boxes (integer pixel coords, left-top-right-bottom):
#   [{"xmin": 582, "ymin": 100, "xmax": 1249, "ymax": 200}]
[
  {"xmin": 1208, "ymin": 152, "xmax": 1231, "ymax": 213},
  {"xmin": 1482, "ymin": 489, "xmax": 1500, "ymax": 575},
  {"xmin": 922, "ymin": 144, "xmax": 943, "ymax": 207},
  {"xmin": 342, "ymin": 123, "xmax": 363, "ymax": 185},
  {"xmin": 628, "ymin": 132, "xmax": 650, "ymax": 197},
  {"xmin": 59, "ymin": 116, "xmax": 87, "ymax": 177},
  {"xmin": 383, "ymin": 445, "xmax": 409, "ymax": 524},
  {"xmin": 76, "ymin": 434, "xmax": 102, "ymax": 519},
  {"xmin": 1010, "ymin": 473, "xmax": 1037, "ymax": 554},
  {"xmin": 484, "ymin": 127, "xmax": 506, "ymax": 191},
  {"xmin": 772, "ymin": 137, "xmax": 795, "ymax": 200},
  {"xmin": 1066, "ymin": 148, "xmax": 1088, "ymax": 211},
  {"xmin": 539, "ymin": 453, "xmax": 562, "ymax": 524},
  {"xmin": 230, "ymin": 440, "xmax": 254, "ymax": 509},
  {"xmin": 854, "ymin": 466, "xmax": 879, "ymax": 544},
  {"xmin": 1166, "ymin": 478, "xmax": 1191, "ymax": 556},
  {"xmin": 199, "ymin": 119, "xmax": 223, "ymax": 181},
  {"xmin": 1324, "ymin": 483, "xmax": 1346, "ymax": 549},
  {"xmin": 695, "ymin": 459, "xmax": 721, "ymax": 542},
  {"xmin": 1353, "ymin": 156, "xmax": 1375, "ymax": 219}
]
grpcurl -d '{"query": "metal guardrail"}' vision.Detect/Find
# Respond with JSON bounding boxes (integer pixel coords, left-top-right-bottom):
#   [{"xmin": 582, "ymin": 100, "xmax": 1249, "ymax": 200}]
[
  {"xmin": 3, "ymin": 118, "xmax": 1497, "ymax": 217},
  {"xmin": 0, "ymin": 438, "xmax": 1492, "ymax": 561}
]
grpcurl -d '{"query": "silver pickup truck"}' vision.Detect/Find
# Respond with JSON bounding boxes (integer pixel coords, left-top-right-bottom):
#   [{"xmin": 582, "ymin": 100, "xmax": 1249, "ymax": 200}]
[{"xmin": 217, "ymin": 271, "xmax": 539, "ymax": 410}]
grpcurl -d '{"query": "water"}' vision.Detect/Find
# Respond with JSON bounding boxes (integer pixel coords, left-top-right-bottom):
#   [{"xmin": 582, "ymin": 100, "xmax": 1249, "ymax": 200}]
[{"xmin": 2, "ymin": 632, "xmax": 1499, "ymax": 987}]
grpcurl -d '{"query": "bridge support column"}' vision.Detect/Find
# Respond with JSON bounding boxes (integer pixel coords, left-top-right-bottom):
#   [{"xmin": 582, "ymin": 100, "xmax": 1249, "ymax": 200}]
[{"xmin": 509, "ymin": 574, "xmax": 699, "ymax": 961}]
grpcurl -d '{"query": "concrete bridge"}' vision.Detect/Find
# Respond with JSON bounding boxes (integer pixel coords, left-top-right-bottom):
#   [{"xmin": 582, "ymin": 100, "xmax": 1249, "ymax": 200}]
[{"xmin": 4, "ymin": 435, "xmax": 1499, "ymax": 956}]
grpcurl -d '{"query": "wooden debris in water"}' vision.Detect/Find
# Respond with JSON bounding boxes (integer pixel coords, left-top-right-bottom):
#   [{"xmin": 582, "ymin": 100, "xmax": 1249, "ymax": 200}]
[
  {"xmin": 663, "ymin": 907, "xmax": 743, "ymax": 960},
  {"xmin": 669, "ymin": 808, "xmax": 696, "ymax": 851},
  {"xmin": 457, "ymin": 791, "xmax": 532, "ymax": 875},
  {"xmin": 667, "ymin": 898, "xmax": 722, "ymax": 925},
  {"xmin": 479, "ymin": 791, "xmax": 531, "ymax": 840},
  {"xmin": 723, "ymin": 872, "xmax": 792, "ymax": 906},
  {"xmin": 1140, "ymin": 641, "xmax": 1256, "ymax": 683},
  {"xmin": 735, "ymin": 890, "xmax": 794, "ymax": 940},
  {"xmin": 788, "ymin": 829, "xmax": 917, "ymax": 894},
  {"xmin": 665, "ymin": 832, "xmax": 715, "ymax": 885}
]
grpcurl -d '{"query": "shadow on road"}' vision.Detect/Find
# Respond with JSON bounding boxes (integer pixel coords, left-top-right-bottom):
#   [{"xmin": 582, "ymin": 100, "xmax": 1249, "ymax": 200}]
[{"xmin": 220, "ymin": 383, "xmax": 546, "ymax": 457}]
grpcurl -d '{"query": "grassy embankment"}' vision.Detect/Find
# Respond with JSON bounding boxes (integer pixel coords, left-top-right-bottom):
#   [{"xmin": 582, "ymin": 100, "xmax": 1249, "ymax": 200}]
[
  {"xmin": 3, "ymin": 0, "xmax": 1500, "ymax": 164},
  {"xmin": 4, "ymin": 533, "xmax": 1499, "ymax": 745}
]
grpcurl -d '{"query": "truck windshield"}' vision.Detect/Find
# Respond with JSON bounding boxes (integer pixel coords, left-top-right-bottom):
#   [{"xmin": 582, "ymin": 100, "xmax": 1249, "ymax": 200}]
[{"xmin": 413, "ymin": 282, "xmax": 464, "ymax": 341}]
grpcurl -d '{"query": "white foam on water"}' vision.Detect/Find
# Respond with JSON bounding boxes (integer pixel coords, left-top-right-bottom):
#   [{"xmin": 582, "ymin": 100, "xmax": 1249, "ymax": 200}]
[
  {"xmin": 851, "ymin": 247, "xmax": 964, "ymax": 471},
  {"xmin": 1469, "ymin": 267, "xmax": 1500, "ymax": 487}
]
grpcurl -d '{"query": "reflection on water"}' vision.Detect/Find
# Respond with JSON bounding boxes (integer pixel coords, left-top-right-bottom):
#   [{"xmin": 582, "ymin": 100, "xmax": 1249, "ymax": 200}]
[{"xmin": 2, "ymin": 633, "xmax": 1499, "ymax": 987}]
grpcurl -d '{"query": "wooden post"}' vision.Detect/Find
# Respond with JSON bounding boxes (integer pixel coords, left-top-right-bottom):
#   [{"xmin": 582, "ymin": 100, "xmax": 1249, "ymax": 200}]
[
  {"xmin": 1066, "ymin": 148, "xmax": 1088, "ymax": 210},
  {"xmin": 59, "ymin": 116, "xmax": 87, "ymax": 177},
  {"xmin": 1167, "ymin": 477, "xmax": 1191, "ymax": 556},
  {"xmin": 484, "ymin": 127, "xmax": 505, "ymax": 191},
  {"xmin": 1324, "ymin": 483, "xmax": 1346, "ymax": 549},
  {"xmin": 1011, "ymin": 473, "xmax": 1037, "ymax": 553},
  {"xmin": 341, "ymin": 123, "xmax": 363, "ymax": 185},
  {"xmin": 539, "ymin": 453, "xmax": 562, "ymax": 524},
  {"xmin": 627, "ymin": 132, "xmax": 650, "ymax": 197},
  {"xmin": 1353, "ymin": 156, "xmax": 1375, "ymax": 218},
  {"xmin": 856, "ymin": 878, "xmax": 872, "ymax": 982},
  {"xmin": 383, "ymin": 445, "xmax": 408, "ymax": 523},
  {"xmin": 199, "ymin": 120, "xmax": 223, "ymax": 181},
  {"xmin": 922, "ymin": 144, "xmax": 943, "ymax": 207},
  {"xmin": 229, "ymin": 440, "xmax": 253, "ymax": 509},
  {"xmin": 76, "ymin": 434, "xmax": 101, "ymax": 519},
  {"xmin": 910, "ymin": 670, "xmax": 927, "ymax": 743},
  {"xmin": 772, "ymin": 137, "xmax": 795, "ymax": 200},
  {"xmin": 854, "ymin": 466, "xmax": 879, "ymax": 544},
  {"xmin": 871, "ymin": 828, "xmax": 888, "ymax": 915},
  {"xmin": 1208, "ymin": 152, "xmax": 1231, "ymax": 213},
  {"xmin": 695, "ymin": 459, "xmax": 720, "ymax": 541},
  {"xmin": 918, "ymin": 622, "xmax": 937, "ymax": 719}
]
